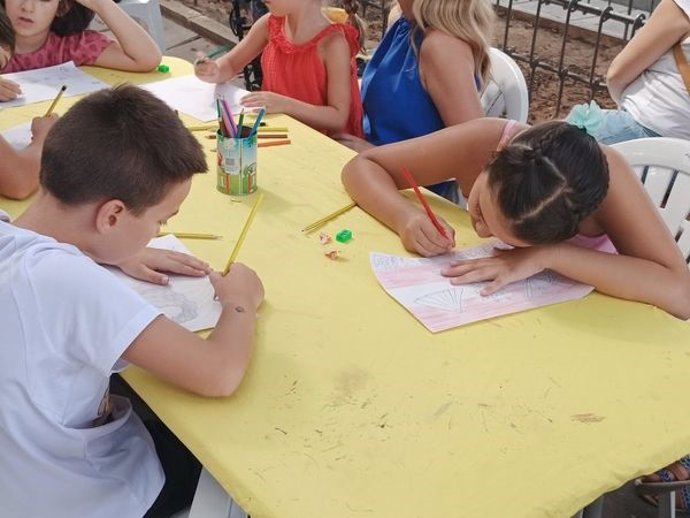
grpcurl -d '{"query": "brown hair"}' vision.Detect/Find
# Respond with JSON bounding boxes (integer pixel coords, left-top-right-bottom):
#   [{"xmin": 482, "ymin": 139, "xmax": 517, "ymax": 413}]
[
  {"xmin": 487, "ymin": 121, "xmax": 610, "ymax": 244},
  {"xmin": 340, "ymin": 0, "xmax": 366, "ymax": 49},
  {"xmin": 0, "ymin": 5, "xmax": 14, "ymax": 54},
  {"xmin": 41, "ymin": 84, "xmax": 207, "ymax": 215}
]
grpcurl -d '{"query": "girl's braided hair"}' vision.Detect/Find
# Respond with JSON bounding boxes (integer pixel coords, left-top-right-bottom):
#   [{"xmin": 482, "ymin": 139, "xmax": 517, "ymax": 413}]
[{"xmin": 487, "ymin": 121, "xmax": 610, "ymax": 244}]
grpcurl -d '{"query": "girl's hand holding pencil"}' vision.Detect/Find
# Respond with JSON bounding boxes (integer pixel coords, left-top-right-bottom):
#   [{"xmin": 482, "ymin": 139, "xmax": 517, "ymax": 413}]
[
  {"xmin": 399, "ymin": 211, "xmax": 455, "ymax": 258},
  {"xmin": 194, "ymin": 52, "xmax": 223, "ymax": 83}
]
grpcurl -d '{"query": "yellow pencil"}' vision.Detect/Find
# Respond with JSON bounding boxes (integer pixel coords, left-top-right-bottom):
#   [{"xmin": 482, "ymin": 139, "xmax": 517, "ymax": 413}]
[
  {"xmin": 157, "ymin": 232, "xmax": 222, "ymax": 239},
  {"xmin": 258, "ymin": 127, "xmax": 289, "ymax": 133},
  {"xmin": 187, "ymin": 123, "xmax": 218, "ymax": 132},
  {"xmin": 301, "ymin": 201, "xmax": 357, "ymax": 233},
  {"xmin": 45, "ymin": 85, "xmax": 67, "ymax": 116},
  {"xmin": 223, "ymin": 192, "xmax": 265, "ymax": 275}
]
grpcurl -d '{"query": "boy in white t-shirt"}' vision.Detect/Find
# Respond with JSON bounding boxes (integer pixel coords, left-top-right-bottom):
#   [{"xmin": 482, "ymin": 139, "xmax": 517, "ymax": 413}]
[
  {"xmin": 595, "ymin": 0, "xmax": 690, "ymax": 143},
  {"xmin": 0, "ymin": 85, "xmax": 265, "ymax": 518}
]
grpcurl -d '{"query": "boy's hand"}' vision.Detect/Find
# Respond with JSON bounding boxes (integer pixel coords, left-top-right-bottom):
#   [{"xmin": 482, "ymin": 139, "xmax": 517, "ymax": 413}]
[
  {"xmin": 30, "ymin": 114, "xmax": 59, "ymax": 140},
  {"xmin": 241, "ymin": 91, "xmax": 289, "ymax": 113},
  {"xmin": 210, "ymin": 263, "xmax": 264, "ymax": 311},
  {"xmin": 0, "ymin": 78, "xmax": 22, "ymax": 101},
  {"xmin": 117, "ymin": 247, "xmax": 212, "ymax": 285},
  {"xmin": 194, "ymin": 54, "xmax": 222, "ymax": 83},
  {"xmin": 400, "ymin": 212, "xmax": 455, "ymax": 257}
]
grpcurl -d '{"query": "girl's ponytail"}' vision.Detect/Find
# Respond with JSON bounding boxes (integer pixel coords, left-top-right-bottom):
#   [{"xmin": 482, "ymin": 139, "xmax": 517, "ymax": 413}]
[{"xmin": 341, "ymin": 0, "xmax": 366, "ymax": 49}]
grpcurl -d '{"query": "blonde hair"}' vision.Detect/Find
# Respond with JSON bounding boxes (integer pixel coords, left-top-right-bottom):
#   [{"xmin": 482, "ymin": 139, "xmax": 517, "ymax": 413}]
[
  {"xmin": 341, "ymin": 0, "xmax": 366, "ymax": 49},
  {"xmin": 411, "ymin": 0, "xmax": 494, "ymax": 86}
]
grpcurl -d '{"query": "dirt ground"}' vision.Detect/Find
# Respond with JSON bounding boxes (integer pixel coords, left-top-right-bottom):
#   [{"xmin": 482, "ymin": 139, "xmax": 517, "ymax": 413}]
[{"xmin": 183, "ymin": 0, "xmax": 625, "ymax": 122}]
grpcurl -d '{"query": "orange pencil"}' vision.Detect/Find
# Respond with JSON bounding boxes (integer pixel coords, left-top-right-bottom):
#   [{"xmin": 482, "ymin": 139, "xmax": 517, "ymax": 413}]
[
  {"xmin": 400, "ymin": 167, "xmax": 449, "ymax": 239},
  {"xmin": 258, "ymin": 139, "xmax": 291, "ymax": 148},
  {"xmin": 257, "ymin": 133, "xmax": 289, "ymax": 139}
]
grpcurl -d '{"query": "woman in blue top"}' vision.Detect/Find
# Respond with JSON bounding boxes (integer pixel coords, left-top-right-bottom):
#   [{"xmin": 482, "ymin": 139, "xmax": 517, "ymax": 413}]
[{"xmin": 336, "ymin": 0, "xmax": 494, "ymax": 198}]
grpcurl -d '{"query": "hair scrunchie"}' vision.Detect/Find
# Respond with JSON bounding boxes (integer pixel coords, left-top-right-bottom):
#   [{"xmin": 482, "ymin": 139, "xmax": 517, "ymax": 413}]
[{"xmin": 565, "ymin": 100, "xmax": 605, "ymax": 137}]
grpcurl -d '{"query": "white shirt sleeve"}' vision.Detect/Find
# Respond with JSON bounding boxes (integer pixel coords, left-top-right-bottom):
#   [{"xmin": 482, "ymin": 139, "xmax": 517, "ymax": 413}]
[{"xmin": 27, "ymin": 249, "xmax": 162, "ymax": 376}]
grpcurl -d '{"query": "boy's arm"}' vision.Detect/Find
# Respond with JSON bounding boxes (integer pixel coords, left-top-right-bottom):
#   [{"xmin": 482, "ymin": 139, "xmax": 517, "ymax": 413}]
[
  {"xmin": 81, "ymin": 0, "xmax": 162, "ymax": 72},
  {"xmin": 122, "ymin": 264, "xmax": 264, "ymax": 397},
  {"xmin": 607, "ymin": 0, "xmax": 690, "ymax": 103},
  {"xmin": 195, "ymin": 15, "xmax": 270, "ymax": 83},
  {"xmin": 240, "ymin": 32, "xmax": 353, "ymax": 133}
]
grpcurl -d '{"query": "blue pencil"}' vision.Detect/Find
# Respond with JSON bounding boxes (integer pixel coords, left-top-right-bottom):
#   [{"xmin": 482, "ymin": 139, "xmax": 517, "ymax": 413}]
[{"xmin": 250, "ymin": 108, "xmax": 265, "ymax": 137}]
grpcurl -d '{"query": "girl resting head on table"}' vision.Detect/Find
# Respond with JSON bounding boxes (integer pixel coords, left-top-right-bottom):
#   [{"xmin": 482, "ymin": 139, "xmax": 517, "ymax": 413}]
[{"xmin": 342, "ymin": 117, "xmax": 690, "ymax": 320}]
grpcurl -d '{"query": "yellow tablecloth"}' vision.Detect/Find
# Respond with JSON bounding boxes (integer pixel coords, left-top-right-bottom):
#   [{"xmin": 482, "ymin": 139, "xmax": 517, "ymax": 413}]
[{"xmin": 3, "ymin": 58, "xmax": 690, "ymax": 518}]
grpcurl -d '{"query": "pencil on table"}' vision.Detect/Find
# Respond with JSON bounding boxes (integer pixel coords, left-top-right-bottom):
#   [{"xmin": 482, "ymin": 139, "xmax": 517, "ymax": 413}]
[
  {"xmin": 187, "ymin": 123, "xmax": 218, "ymax": 132},
  {"xmin": 223, "ymin": 193, "xmax": 265, "ymax": 275},
  {"xmin": 257, "ymin": 127, "xmax": 289, "ymax": 133},
  {"xmin": 302, "ymin": 201, "xmax": 357, "ymax": 233},
  {"xmin": 257, "ymin": 133, "xmax": 288, "ymax": 139},
  {"xmin": 400, "ymin": 167, "xmax": 449, "ymax": 239},
  {"xmin": 157, "ymin": 232, "xmax": 222, "ymax": 240},
  {"xmin": 258, "ymin": 139, "xmax": 291, "ymax": 148},
  {"xmin": 45, "ymin": 85, "xmax": 67, "ymax": 116}
]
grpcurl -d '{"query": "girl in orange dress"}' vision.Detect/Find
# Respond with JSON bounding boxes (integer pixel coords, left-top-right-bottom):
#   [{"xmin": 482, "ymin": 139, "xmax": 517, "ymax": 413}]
[{"xmin": 195, "ymin": 0, "xmax": 364, "ymax": 138}]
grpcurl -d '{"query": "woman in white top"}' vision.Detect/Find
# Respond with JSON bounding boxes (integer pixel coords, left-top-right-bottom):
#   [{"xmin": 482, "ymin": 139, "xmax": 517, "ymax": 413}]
[{"xmin": 594, "ymin": 0, "xmax": 690, "ymax": 143}]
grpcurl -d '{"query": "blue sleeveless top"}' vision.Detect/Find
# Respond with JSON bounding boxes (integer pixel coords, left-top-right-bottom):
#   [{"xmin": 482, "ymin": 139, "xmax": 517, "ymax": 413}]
[{"xmin": 361, "ymin": 17, "xmax": 443, "ymax": 145}]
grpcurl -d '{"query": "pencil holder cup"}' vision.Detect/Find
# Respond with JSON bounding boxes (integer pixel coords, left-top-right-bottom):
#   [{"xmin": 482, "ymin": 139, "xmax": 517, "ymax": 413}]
[{"xmin": 216, "ymin": 129, "xmax": 258, "ymax": 196}]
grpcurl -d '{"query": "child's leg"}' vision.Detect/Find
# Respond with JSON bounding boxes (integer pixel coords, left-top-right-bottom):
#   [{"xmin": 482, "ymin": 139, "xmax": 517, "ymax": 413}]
[
  {"xmin": 110, "ymin": 375, "xmax": 202, "ymax": 517},
  {"xmin": 593, "ymin": 110, "xmax": 661, "ymax": 145}
]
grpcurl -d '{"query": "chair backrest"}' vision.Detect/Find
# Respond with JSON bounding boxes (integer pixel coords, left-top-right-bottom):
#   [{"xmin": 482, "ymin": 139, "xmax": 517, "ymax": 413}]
[
  {"xmin": 480, "ymin": 48, "xmax": 529, "ymax": 123},
  {"xmin": 612, "ymin": 138, "xmax": 690, "ymax": 264}
]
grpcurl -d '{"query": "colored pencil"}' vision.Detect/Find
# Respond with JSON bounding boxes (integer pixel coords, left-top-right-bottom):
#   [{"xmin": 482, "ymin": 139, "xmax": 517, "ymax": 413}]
[
  {"xmin": 157, "ymin": 232, "xmax": 222, "ymax": 239},
  {"xmin": 258, "ymin": 139, "xmax": 291, "ymax": 148},
  {"xmin": 302, "ymin": 201, "xmax": 357, "ymax": 233},
  {"xmin": 45, "ymin": 85, "xmax": 66, "ymax": 116},
  {"xmin": 223, "ymin": 193, "xmax": 265, "ymax": 275},
  {"xmin": 257, "ymin": 133, "xmax": 289, "ymax": 139},
  {"xmin": 237, "ymin": 108, "xmax": 245, "ymax": 137},
  {"xmin": 400, "ymin": 167, "xmax": 449, "ymax": 239},
  {"xmin": 220, "ymin": 99, "xmax": 238, "ymax": 137},
  {"xmin": 188, "ymin": 123, "xmax": 218, "ymax": 132},
  {"xmin": 249, "ymin": 108, "xmax": 265, "ymax": 136},
  {"xmin": 257, "ymin": 126, "xmax": 287, "ymax": 133}
]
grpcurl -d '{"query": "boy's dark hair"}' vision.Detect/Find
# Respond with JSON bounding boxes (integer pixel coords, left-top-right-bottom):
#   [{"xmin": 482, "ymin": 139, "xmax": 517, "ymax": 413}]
[
  {"xmin": 0, "ymin": 5, "xmax": 14, "ymax": 52},
  {"xmin": 50, "ymin": 0, "xmax": 96, "ymax": 36},
  {"xmin": 487, "ymin": 121, "xmax": 609, "ymax": 244},
  {"xmin": 41, "ymin": 84, "xmax": 207, "ymax": 215}
]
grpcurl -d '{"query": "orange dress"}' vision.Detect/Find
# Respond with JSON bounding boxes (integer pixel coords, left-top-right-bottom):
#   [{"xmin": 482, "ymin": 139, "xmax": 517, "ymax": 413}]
[{"xmin": 261, "ymin": 14, "xmax": 364, "ymax": 138}]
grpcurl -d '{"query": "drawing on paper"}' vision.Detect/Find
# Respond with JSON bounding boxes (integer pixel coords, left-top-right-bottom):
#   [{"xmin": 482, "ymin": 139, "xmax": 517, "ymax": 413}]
[
  {"xmin": 415, "ymin": 288, "xmax": 465, "ymax": 312},
  {"xmin": 2, "ymin": 61, "xmax": 108, "ymax": 108},
  {"xmin": 142, "ymin": 76, "xmax": 249, "ymax": 122},
  {"xmin": 370, "ymin": 240, "xmax": 609, "ymax": 332},
  {"xmin": 107, "ymin": 235, "xmax": 221, "ymax": 332}
]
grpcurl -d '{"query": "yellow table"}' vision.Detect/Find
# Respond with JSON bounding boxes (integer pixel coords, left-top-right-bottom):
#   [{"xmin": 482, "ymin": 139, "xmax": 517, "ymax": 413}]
[{"xmin": 3, "ymin": 58, "xmax": 690, "ymax": 518}]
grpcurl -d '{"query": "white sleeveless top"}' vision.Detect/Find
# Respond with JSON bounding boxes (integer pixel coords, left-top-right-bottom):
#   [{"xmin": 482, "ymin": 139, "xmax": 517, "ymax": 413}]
[{"xmin": 621, "ymin": 0, "xmax": 690, "ymax": 139}]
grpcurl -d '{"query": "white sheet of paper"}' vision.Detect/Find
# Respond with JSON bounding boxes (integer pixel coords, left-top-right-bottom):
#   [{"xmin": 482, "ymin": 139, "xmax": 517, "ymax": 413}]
[
  {"xmin": 370, "ymin": 241, "xmax": 597, "ymax": 333},
  {"xmin": 141, "ymin": 75, "xmax": 249, "ymax": 122},
  {"xmin": 1, "ymin": 61, "xmax": 108, "ymax": 108},
  {"xmin": 108, "ymin": 235, "xmax": 221, "ymax": 332},
  {"xmin": 1, "ymin": 121, "xmax": 32, "ymax": 150}
]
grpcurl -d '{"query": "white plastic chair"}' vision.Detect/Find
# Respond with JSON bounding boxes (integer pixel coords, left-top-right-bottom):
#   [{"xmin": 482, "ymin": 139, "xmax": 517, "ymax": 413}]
[
  {"xmin": 481, "ymin": 47, "xmax": 529, "ymax": 123},
  {"xmin": 118, "ymin": 0, "xmax": 166, "ymax": 51},
  {"xmin": 612, "ymin": 138, "xmax": 690, "ymax": 267}
]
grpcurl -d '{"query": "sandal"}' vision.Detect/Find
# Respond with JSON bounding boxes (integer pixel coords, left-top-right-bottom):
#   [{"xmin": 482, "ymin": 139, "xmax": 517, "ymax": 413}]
[{"xmin": 635, "ymin": 455, "xmax": 690, "ymax": 513}]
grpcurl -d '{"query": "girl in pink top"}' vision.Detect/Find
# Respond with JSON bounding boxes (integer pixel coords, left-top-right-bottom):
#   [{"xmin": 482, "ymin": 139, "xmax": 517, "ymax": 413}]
[
  {"xmin": 342, "ymin": 118, "xmax": 690, "ymax": 320},
  {"xmin": 0, "ymin": 0, "xmax": 161, "ymax": 83},
  {"xmin": 195, "ymin": 1, "xmax": 364, "ymax": 137}
]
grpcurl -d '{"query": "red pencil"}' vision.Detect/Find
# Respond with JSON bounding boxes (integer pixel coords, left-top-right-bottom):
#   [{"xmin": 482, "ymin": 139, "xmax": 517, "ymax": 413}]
[{"xmin": 400, "ymin": 167, "xmax": 449, "ymax": 239}]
